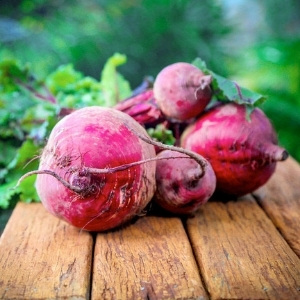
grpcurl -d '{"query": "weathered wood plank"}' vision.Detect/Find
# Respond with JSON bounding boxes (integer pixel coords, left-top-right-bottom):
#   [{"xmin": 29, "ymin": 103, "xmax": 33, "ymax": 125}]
[
  {"xmin": 186, "ymin": 197, "xmax": 300, "ymax": 300},
  {"xmin": 92, "ymin": 216, "xmax": 208, "ymax": 300},
  {"xmin": 0, "ymin": 202, "xmax": 93, "ymax": 300},
  {"xmin": 255, "ymin": 157, "xmax": 300, "ymax": 256}
]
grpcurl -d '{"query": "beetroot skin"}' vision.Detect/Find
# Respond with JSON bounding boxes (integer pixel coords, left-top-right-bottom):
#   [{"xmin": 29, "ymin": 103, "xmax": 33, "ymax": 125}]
[
  {"xmin": 36, "ymin": 106, "xmax": 156, "ymax": 231},
  {"xmin": 153, "ymin": 62, "xmax": 212, "ymax": 121},
  {"xmin": 154, "ymin": 150, "xmax": 216, "ymax": 214},
  {"xmin": 181, "ymin": 103, "xmax": 288, "ymax": 196}
]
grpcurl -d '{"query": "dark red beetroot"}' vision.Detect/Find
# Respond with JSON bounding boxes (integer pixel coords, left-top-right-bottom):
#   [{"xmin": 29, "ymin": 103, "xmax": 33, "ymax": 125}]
[
  {"xmin": 114, "ymin": 89, "xmax": 165, "ymax": 127},
  {"xmin": 181, "ymin": 103, "xmax": 289, "ymax": 196},
  {"xmin": 153, "ymin": 62, "xmax": 212, "ymax": 121},
  {"xmin": 154, "ymin": 150, "xmax": 216, "ymax": 214},
  {"xmin": 34, "ymin": 107, "xmax": 157, "ymax": 231}
]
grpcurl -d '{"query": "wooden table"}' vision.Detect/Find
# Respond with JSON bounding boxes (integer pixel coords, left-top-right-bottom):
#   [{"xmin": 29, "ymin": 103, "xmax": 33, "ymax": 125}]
[{"xmin": 0, "ymin": 157, "xmax": 299, "ymax": 300}]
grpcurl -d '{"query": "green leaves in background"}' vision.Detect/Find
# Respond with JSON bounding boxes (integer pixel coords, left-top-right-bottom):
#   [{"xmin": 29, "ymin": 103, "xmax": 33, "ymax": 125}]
[
  {"xmin": 0, "ymin": 53, "xmax": 131, "ymax": 209},
  {"xmin": 45, "ymin": 53, "xmax": 131, "ymax": 109},
  {"xmin": 0, "ymin": 139, "xmax": 40, "ymax": 209},
  {"xmin": 100, "ymin": 53, "xmax": 131, "ymax": 106}
]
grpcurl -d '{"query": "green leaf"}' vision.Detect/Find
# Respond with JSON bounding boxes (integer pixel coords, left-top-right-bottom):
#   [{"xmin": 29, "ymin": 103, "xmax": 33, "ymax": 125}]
[
  {"xmin": 0, "ymin": 176, "xmax": 39, "ymax": 209},
  {"xmin": 7, "ymin": 139, "xmax": 40, "ymax": 172},
  {"xmin": 0, "ymin": 168, "xmax": 8, "ymax": 182},
  {"xmin": 147, "ymin": 124, "xmax": 176, "ymax": 145},
  {"xmin": 100, "ymin": 53, "xmax": 131, "ymax": 106},
  {"xmin": 46, "ymin": 64, "xmax": 83, "ymax": 94},
  {"xmin": 1, "ymin": 89, "xmax": 36, "ymax": 131},
  {"xmin": 212, "ymin": 73, "xmax": 267, "ymax": 106},
  {"xmin": 21, "ymin": 102, "xmax": 57, "ymax": 139},
  {"xmin": 0, "ymin": 59, "xmax": 30, "ymax": 92},
  {"xmin": 0, "ymin": 141, "xmax": 17, "ymax": 167},
  {"xmin": 192, "ymin": 57, "xmax": 267, "ymax": 107},
  {"xmin": 0, "ymin": 180, "xmax": 19, "ymax": 209},
  {"xmin": 2, "ymin": 139, "xmax": 41, "ymax": 207},
  {"xmin": 0, "ymin": 59, "xmax": 56, "ymax": 104},
  {"xmin": 54, "ymin": 76, "xmax": 106, "ymax": 108},
  {"xmin": 18, "ymin": 175, "xmax": 40, "ymax": 203},
  {"xmin": 192, "ymin": 57, "xmax": 208, "ymax": 72}
]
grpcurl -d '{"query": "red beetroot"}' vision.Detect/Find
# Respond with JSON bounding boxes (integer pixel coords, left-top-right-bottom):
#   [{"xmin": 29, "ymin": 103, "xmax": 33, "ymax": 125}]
[
  {"xmin": 153, "ymin": 62, "xmax": 212, "ymax": 121},
  {"xmin": 34, "ymin": 107, "xmax": 157, "ymax": 231},
  {"xmin": 154, "ymin": 150, "xmax": 216, "ymax": 214},
  {"xmin": 181, "ymin": 103, "xmax": 288, "ymax": 196},
  {"xmin": 114, "ymin": 89, "xmax": 164, "ymax": 127}
]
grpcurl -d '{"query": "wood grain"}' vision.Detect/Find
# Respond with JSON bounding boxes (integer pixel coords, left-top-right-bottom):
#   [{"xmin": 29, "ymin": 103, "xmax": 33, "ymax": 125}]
[
  {"xmin": 92, "ymin": 216, "xmax": 208, "ymax": 300},
  {"xmin": 0, "ymin": 202, "xmax": 93, "ymax": 300},
  {"xmin": 186, "ymin": 196, "xmax": 300, "ymax": 300},
  {"xmin": 255, "ymin": 157, "xmax": 300, "ymax": 256}
]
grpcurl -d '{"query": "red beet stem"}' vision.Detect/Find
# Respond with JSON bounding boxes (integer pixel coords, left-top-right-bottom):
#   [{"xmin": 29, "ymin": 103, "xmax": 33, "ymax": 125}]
[
  {"xmin": 16, "ymin": 155, "xmax": 190, "ymax": 194},
  {"xmin": 132, "ymin": 130, "xmax": 208, "ymax": 177}
]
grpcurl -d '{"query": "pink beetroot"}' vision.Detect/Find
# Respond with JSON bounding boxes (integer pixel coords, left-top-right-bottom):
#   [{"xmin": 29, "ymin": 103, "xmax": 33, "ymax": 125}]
[
  {"xmin": 34, "ymin": 107, "xmax": 157, "ymax": 231},
  {"xmin": 181, "ymin": 102, "xmax": 288, "ymax": 196},
  {"xmin": 154, "ymin": 150, "xmax": 216, "ymax": 214},
  {"xmin": 153, "ymin": 62, "xmax": 212, "ymax": 121}
]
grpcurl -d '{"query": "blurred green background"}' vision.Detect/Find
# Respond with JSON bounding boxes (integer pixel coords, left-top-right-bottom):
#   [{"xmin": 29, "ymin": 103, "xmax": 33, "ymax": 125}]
[{"xmin": 1, "ymin": 0, "xmax": 300, "ymax": 162}]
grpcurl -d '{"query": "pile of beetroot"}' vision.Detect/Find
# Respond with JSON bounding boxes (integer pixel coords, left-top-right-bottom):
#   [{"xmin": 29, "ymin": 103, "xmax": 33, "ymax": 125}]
[{"xmin": 19, "ymin": 62, "xmax": 288, "ymax": 231}]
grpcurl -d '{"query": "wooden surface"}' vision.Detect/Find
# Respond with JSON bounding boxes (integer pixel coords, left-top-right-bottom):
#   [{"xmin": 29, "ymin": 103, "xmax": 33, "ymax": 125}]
[
  {"xmin": 0, "ymin": 203, "xmax": 93, "ymax": 299},
  {"xmin": 256, "ymin": 157, "xmax": 300, "ymax": 256},
  {"xmin": 187, "ymin": 197, "xmax": 300, "ymax": 299},
  {"xmin": 0, "ymin": 157, "xmax": 300, "ymax": 300},
  {"xmin": 93, "ymin": 217, "xmax": 207, "ymax": 299}
]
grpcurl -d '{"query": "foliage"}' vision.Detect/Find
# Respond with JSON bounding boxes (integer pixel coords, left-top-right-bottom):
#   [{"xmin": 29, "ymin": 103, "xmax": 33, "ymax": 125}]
[
  {"xmin": 0, "ymin": 54, "xmax": 131, "ymax": 209},
  {"xmin": 0, "ymin": 0, "xmax": 232, "ymax": 86},
  {"xmin": 193, "ymin": 58, "xmax": 267, "ymax": 108}
]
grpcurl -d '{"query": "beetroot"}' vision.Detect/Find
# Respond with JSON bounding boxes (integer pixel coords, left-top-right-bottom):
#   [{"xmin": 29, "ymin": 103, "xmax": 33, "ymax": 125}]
[
  {"xmin": 153, "ymin": 62, "xmax": 212, "ymax": 121},
  {"xmin": 114, "ymin": 89, "xmax": 164, "ymax": 127},
  {"xmin": 181, "ymin": 103, "xmax": 288, "ymax": 196},
  {"xmin": 34, "ymin": 106, "xmax": 157, "ymax": 231},
  {"xmin": 154, "ymin": 150, "xmax": 216, "ymax": 214}
]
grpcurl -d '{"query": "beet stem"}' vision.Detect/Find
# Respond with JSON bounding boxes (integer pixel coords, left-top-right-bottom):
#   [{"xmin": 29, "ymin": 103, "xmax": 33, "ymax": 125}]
[
  {"xmin": 130, "ymin": 129, "xmax": 207, "ymax": 177},
  {"xmin": 188, "ymin": 74, "xmax": 212, "ymax": 89},
  {"xmin": 86, "ymin": 156, "xmax": 187, "ymax": 175},
  {"xmin": 198, "ymin": 75, "xmax": 212, "ymax": 90},
  {"xmin": 15, "ymin": 170, "xmax": 84, "ymax": 193},
  {"xmin": 16, "ymin": 156, "xmax": 190, "ymax": 194}
]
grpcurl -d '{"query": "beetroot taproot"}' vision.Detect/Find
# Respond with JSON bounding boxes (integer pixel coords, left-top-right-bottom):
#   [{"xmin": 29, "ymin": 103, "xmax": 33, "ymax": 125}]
[
  {"xmin": 154, "ymin": 150, "xmax": 216, "ymax": 214},
  {"xmin": 153, "ymin": 62, "xmax": 212, "ymax": 121},
  {"xmin": 181, "ymin": 103, "xmax": 288, "ymax": 196},
  {"xmin": 34, "ymin": 106, "xmax": 157, "ymax": 231}
]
